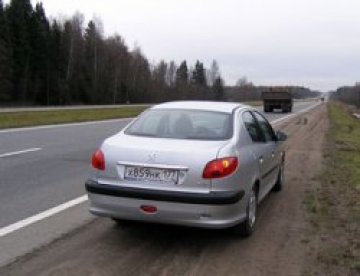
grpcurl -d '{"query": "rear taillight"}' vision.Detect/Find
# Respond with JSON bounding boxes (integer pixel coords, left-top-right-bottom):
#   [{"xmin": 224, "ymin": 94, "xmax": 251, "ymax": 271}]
[
  {"xmin": 92, "ymin": 149, "xmax": 105, "ymax": 171},
  {"xmin": 202, "ymin": 157, "xmax": 238, "ymax": 179}
]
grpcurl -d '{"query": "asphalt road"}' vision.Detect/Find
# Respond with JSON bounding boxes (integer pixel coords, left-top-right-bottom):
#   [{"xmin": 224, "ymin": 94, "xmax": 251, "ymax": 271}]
[{"xmin": 0, "ymin": 101, "xmax": 319, "ymax": 267}]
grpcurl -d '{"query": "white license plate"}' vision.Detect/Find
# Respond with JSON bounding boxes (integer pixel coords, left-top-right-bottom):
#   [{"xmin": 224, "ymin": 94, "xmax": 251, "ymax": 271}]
[{"xmin": 124, "ymin": 166, "xmax": 179, "ymax": 183}]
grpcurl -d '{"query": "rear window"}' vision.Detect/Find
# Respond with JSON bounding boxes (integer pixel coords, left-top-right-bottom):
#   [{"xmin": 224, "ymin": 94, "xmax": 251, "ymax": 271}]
[{"xmin": 125, "ymin": 109, "xmax": 233, "ymax": 140}]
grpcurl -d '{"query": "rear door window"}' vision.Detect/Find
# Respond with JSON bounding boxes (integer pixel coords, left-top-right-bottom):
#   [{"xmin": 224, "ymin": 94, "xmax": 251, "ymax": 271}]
[
  {"xmin": 242, "ymin": 111, "xmax": 264, "ymax": 142},
  {"xmin": 252, "ymin": 112, "xmax": 277, "ymax": 142}
]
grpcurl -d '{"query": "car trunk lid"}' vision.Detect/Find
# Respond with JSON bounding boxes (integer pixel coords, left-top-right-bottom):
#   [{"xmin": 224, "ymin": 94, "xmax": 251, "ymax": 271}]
[{"xmin": 98, "ymin": 133, "xmax": 227, "ymax": 193}]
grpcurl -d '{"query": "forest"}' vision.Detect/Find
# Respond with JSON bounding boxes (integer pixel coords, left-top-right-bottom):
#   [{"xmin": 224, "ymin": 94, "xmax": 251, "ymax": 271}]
[
  {"xmin": 0, "ymin": 0, "xmax": 230, "ymax": 106},
  {"xmin": 0, "ymin": 0, "xmax": 321, "ymax": 107},
  {"xmin": 331, "ymin": 85, "xmax": 360, "ymax": 107}
]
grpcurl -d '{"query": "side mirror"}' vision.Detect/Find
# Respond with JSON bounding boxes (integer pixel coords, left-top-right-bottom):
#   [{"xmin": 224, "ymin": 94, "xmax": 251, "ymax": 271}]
[{"xmin": 276, "ymin": 131, "xmax": 287, "ymax": 142}]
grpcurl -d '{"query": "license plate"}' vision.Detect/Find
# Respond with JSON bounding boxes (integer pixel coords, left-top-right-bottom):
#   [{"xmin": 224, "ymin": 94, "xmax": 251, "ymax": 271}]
[{"xmin": 124, "ymin": 166, "xmax": 179, "ymax": 183}]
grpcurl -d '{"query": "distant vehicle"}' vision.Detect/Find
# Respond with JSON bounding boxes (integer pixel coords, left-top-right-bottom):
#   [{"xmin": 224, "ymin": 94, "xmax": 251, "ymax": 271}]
[
  {"xmin": 321, "ymin": 97, "xmax": 325, "ymax": 102},
  {"xmin": 86, "ymin": 101, "xmax": 287, "ymax": 236},
  {"xmin": 262, "ymin": 87, "xmax": 293, "ymax": 113}
]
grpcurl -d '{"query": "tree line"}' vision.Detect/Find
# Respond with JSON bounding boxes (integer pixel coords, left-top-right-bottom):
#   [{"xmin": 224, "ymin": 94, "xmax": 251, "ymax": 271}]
[
  {"xmin": 331, "ymin": 84, "xmax": 360, "ymax": 107},
  {"xmin": 0, "ymin": 0, "xmax": 226, "ymax": 106}
]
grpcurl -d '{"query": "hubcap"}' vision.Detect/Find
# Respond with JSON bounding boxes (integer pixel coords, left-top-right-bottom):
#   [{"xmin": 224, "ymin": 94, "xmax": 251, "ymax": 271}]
[{"xmin": 248, "ymin": 190, "xmax": 257, "ymax": 227}]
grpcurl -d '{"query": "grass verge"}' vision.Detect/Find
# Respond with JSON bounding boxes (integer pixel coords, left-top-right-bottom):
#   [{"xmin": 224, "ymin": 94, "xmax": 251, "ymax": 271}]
[
  {"xmin": 305, "ymin": 102, "xmax": 360, "ymax": 275},
  {"xmin": 242, "ymin": 101, "xmax": 262, "ymax": 106},
  {"xmin": 0, "ymin": 106, "xmax": 149, "ymax": 129},
  {"xmin": 0, "ymin": 101, "xmax": 264, "ymax": 130}
]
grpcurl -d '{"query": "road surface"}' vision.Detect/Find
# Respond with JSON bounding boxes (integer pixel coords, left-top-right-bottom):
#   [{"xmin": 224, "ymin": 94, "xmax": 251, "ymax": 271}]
[{"xmin": 0, "ymin": 101, "xmax": 323, "ymax": 274}]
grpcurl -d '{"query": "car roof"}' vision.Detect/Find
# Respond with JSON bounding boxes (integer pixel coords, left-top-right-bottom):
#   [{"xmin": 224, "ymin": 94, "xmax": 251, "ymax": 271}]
[{"xmin": 151, "ymin": 101, "xmax": 249, "ymax": 113}]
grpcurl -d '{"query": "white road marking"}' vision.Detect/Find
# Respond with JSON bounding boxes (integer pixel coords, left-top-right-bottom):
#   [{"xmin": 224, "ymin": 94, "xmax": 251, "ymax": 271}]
[
  {"xmin": 0, "ymin": 118, "xmax": 133, "ymax": 134},
  {"xmin": 0, "ymin": 102, "xmax": 321, "ymax": 238},
  {"xmin": 0, "ymin": 148, "xmax": 42, "ymax": 158},
  {"xmin": 0, "ymin": 195, "xmax": 88, "ymax": 238}
]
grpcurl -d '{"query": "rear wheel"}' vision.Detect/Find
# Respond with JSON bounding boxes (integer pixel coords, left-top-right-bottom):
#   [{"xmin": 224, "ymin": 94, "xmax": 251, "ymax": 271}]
[{"xmin": 232, "ymin": 186, "xmax": 257, "ymax": 237}]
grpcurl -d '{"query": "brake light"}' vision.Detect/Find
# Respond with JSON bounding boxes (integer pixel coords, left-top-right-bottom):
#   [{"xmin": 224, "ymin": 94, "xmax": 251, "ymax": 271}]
[
  {"xmin": 92, "ymin": 149, "xmax": 105, "ymax": 171},
  {"xmin": 203, "ymin": 157, "xmax": 238, "ymax": 179},
  {"xmin": 140, "ymin": 205, "xmax": 157, "ymax": 214}
]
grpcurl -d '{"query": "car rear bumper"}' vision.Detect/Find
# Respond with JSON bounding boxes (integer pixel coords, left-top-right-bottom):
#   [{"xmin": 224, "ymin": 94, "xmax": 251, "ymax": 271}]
[
  {"xmin": 85, "ymin": 179, "xmax": 244, "ymax": 205},
  {"xmin": 86, "ymin": 179, "xmax": 247, "ymax": 229}
]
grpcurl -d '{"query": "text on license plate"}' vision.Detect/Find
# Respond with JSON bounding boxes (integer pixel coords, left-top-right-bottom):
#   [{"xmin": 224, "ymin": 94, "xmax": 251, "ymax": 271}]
[{"xmin": 124, "ymin": 166, "xmax": 178, "ymax": 183}]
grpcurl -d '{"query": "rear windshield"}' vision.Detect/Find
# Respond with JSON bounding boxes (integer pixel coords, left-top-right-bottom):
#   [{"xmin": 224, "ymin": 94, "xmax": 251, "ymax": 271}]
[{"xmin": 125, "ymin": 109, "xmax": 233, "ymax": 140}]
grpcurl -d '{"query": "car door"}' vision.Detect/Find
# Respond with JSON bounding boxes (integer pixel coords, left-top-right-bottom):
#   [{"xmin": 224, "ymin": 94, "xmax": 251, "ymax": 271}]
[
  {"xmin": 251, "ymin": 111, "xmax": 280, "ymax": 195},
  {"xmin": 241, "ymin": 111, "xmax": 273, "ymax": 201}
]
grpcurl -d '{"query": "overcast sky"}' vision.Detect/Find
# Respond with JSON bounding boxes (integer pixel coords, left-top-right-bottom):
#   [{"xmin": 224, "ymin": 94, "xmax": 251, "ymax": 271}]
[{"xmin": 26, "ymin": 0, "xmax": 360, "ymax": 91}]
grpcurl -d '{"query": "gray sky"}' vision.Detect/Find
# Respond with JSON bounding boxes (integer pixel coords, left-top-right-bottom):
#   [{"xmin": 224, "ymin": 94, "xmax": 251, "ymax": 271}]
[{"xmin": 29, "ymin": 0, "xmax": 360, "ymax": 91}]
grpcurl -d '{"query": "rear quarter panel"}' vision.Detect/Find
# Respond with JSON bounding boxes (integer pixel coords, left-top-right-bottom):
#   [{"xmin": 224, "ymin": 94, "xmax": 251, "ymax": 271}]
[{"xmin": 211, "ymin": 109, "xmax": 260, "ymax": 196}]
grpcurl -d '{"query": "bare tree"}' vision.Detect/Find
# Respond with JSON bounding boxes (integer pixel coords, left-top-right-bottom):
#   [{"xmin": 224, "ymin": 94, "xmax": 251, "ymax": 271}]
[
  {"xmin": 209, "ymin": 60, "xmax": 220, "ymax": 86},
  {"xmin": 165, "ymin": 61, "xmax": 177, "ymax": 87},
  {"xmin": 236, "ymin": 76, "xmax": 253, "ymax": 87}
]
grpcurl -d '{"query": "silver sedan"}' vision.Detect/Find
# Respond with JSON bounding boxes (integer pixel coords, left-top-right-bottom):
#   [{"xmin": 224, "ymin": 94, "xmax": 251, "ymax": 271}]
[{"xmin": 86, "ymin": 101, "xmax": 287, "ymax": 236}]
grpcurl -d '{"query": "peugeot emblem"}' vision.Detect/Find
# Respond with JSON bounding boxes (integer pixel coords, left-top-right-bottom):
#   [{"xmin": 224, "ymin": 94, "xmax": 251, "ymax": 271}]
[{"xmin": 148, "ymin": 152, "xmax": 157, "ymax": 162}]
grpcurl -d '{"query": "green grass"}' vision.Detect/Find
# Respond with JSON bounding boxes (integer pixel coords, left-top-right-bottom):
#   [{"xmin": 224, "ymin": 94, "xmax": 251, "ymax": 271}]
[
  {"xmin": 242, "ymin": 101, "xmax": 262, "ymax": 106},
  {"xmin": 0, "ymin": 106, "xmax": 149, "ymax": 129},
  {"xmin": 328, "ymin": 103, "xmax": 360, "ymax": 190},
  {"xmin": 304, "ymin": 102, "xmax": 360, "ymax": 274}
]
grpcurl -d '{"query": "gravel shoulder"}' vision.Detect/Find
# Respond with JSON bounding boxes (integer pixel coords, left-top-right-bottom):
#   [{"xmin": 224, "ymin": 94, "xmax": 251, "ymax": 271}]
[{"xmin": 0, "ymin": 105, "xmax": 328, "ymax": 276}]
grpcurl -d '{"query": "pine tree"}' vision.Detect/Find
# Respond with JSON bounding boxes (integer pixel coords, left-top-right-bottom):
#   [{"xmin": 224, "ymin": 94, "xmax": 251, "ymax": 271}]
[
  {"xmin": 0, "ymin": 0, "xmax": 12, "ymax": 102},
  {"xmin": 213, "ymin": 76, "xmax": 225, "ymax": 101},
  {"xmin": 84, "ymin": 20, "xmax": 102, "ymax": 103},
  {"xmin": 176, "ymin": 61, "xmax": 188, "ymax": 85},
  {"xmin": 29, "ymin": 2, "xmax": 50, "ymax": 104},
  {"xmin": 62, "ymin": 13, "xmax": 85, "ymax": 104},
  {"xmin": 48, "ymin": 20, "xmax": 64, "ymax": 105},
  {"xmin": 191, "ymin": 60, "xmax": 206, "ymax": 86},
  {"xmin": 6, "ymin": 0, "xmax": 33, "ymax": 104},
  {"xmin": 104, "ymin": 35, "xmax": 129, "ymax": 104}
]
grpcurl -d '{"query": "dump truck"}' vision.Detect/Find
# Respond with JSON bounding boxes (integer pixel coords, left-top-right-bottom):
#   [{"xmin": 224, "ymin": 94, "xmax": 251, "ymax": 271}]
[{"xmin": 262, "ymin": 87, "xmax": 293, "ymax": 113}]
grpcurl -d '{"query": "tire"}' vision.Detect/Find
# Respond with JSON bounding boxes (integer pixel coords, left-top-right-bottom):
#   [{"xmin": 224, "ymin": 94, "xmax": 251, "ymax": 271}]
[
  {"xmin": 272, "ymin": 162, "xmax": 284, "ymax": 192},
  {"xmin": 231, "ymin": 186, "xmax": 258, "ymax": 237},
  {"xmin": 111, "ymin": 217, "xmax": 132, "ymax": 227}
]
